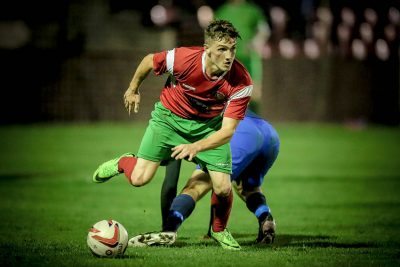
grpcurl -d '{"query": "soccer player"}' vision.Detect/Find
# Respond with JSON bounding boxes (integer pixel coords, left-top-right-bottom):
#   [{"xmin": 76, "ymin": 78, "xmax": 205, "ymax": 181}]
[
  {"xmin": 129, "ymin": 110, "xmax": 280, "ymax": 248},
  {"xmin": 92, "ymin": 20, "xmax": 252, "ymax": 250}
]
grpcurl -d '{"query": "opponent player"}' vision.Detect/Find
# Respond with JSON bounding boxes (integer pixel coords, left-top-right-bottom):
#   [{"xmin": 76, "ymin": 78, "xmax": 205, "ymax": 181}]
[
  {"xmin": 129, "ymin": 110, "xmax": 279, "ymax": 248},
  {"xmin": 92, "ymin": 20, "xmax": 253, "ymax": 250}
]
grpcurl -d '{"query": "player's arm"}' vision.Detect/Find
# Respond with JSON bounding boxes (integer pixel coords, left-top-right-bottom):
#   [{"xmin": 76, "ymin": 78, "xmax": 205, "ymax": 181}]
[
  {"xmin": 171, "ymin": 117, "xmax": 240, "ymax": 161},
  {"xmin": 124, "ymin": 53, "xmax": 154, "ymax": 114}
]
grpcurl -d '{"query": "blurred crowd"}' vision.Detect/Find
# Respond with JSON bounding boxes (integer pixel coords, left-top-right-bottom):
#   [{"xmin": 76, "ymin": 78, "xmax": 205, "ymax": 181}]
[
  {"xmin": 132, "ymin": 0, "xmax": 400, "ymax": 62},
  {"xmin": 0, "ymin": 0, "xmax": 399, "ymax": 124}
]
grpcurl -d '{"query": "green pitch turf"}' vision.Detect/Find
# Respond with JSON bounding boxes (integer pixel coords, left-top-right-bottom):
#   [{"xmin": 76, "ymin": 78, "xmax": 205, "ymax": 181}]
[{"xmin": 0, "ymin": 122, "xmax": 399, "ymax": 266}]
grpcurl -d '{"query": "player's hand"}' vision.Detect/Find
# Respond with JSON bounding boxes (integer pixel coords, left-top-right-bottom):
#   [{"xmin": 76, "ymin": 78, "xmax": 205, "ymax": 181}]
[
  {"xmin": 171, "ymin": 144, "xmax": 200, "ymax": 161},
  {"xmin": 124, "ymin": 89, "xmax": 140, "ymax": 115}
]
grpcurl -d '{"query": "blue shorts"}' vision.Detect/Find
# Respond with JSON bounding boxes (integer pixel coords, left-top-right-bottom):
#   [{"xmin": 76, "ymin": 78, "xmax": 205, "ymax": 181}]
[
  {"xmin": 230, "ymin": 112, "xmax": 280, "ymax": 190},
  {"xmin": 197, "ymin": 111, "xmax": 279, "ymax": 190}
]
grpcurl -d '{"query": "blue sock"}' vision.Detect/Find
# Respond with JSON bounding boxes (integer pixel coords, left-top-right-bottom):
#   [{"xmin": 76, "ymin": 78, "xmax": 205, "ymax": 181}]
[
  {"xmin": 246, "ymin": 192, "xmax": 271, "ymax": 223},
  {"xmin": 164, "ymin": 194, "xmax": 195, "ymax": 232},
  {"xmin": 255, "ymin": 205, "xmax": 270, "ymax": 222}
]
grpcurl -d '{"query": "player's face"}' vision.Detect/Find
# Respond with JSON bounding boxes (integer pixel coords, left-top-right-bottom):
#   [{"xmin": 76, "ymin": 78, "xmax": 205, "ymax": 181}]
[{"xmin": 205, "ymin": 37, "xmax": 237, "ymax": 74}]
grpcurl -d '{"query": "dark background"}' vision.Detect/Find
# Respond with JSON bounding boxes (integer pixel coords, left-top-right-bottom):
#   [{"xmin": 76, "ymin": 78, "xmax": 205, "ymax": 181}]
[{"xmin": 0, "ymin": 0, "xmax": 399, "ymax": 125}]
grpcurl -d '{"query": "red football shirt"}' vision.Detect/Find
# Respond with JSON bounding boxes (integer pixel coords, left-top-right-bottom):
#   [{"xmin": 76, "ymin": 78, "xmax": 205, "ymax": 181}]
[{"xmin": 153, "ymin": 46, "xmax": 253, "ymax": 120}]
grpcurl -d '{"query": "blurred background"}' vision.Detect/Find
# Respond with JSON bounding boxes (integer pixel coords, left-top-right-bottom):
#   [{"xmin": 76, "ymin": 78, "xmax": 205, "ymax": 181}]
[{"xmin": 0, "ymin": 0, "xmax": 399, "ymax": 126}]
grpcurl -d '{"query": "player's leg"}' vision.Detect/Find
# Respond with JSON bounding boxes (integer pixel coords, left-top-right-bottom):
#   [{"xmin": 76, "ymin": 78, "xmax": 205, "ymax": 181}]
[
  {"xmin": 241, "ymin": 186, "xmax": 276, "ymax": 244},
  {"xmin": 236, "ymin": 160, "xmax": 277, "ymax": 244},
  {"xmin": 93, "ymin": 102, "xmax": 178, "ymax": 185},
  {"xmin": 193, "ymin": 141, "xmax": 240, "ymax": 250},
  {"xmin": 128, "ymin": 158, "xmax": 161, "ymax": 186},
  {"xmin": 208, "ymin": 170, "xmax": 241, "ymax": 250},
  {"xmin": 92, "ymin": 152, "xmax": 136, "ymax": 183},
  {"xmin": 234, "ymin": 181, "xmax": 272, "ymax": 221},
  {"xmin": 208, "ymin": 170, "xmax": 233, "ymax": 232},
  {"xmin": 129, "ymin": 169, "xmax": 212, "ymax": 247},
  {"xmin": 237, "ymin": 122, "xmax": 280, "ymax": 243},
  {"xmin": 163, "ymin": 169, "xmax": 212, "ymax": 232},
  {"xmin": 161, "ymin": 160, "xmax": 182, "ymax": 229},
  {"xmin": 93, "ymin": 154, "xmax": 160, "ymax": 186}
]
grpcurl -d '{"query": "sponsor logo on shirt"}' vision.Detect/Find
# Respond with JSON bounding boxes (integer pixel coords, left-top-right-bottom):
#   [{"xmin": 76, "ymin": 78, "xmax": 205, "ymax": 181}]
[
  {"xmin": 214, "ymin": 92, "xmax": 226, "ymax": 101},
  {"xmin": 188, "ymin": 96, "xmax": 209, "ymax": 113}
]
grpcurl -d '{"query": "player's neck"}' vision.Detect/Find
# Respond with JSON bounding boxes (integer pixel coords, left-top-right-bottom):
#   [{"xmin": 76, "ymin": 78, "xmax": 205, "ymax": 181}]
[{"xmin": 204, "ymin": 62, "xmax": 225, "ymax": 81}]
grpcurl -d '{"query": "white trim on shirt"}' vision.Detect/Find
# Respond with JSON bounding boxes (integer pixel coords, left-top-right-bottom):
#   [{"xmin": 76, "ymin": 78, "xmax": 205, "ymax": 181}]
[
  {"xmin": 223, "ymin": 85, "xmax": 253, "ymax": 116},
  {"xmin": 166, "ymin": 49, "xmax": 175, "ymax": 75},
  {"xmin": 229, "ymin": 85, "xmax": 253, "ymax": 100}
]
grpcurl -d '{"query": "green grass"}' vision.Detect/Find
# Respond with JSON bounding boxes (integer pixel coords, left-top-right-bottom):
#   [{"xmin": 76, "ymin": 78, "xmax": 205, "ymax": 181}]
[{"xmin": 0, "ymin": 122, "xmax": 399, "ymax": 266}]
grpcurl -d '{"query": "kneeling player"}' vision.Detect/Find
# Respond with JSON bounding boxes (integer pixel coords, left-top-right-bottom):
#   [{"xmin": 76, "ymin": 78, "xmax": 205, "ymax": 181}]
[{"xmin": 130, "ymin": 110, "xmax": 280, "ymax": 248}]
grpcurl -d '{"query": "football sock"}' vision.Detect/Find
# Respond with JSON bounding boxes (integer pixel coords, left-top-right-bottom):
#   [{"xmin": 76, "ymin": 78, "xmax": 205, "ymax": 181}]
[
  {"xmin": 246, "ymin": 192, "xmax": 270, "ymax": 223},
  {"xmin": 161, "ymin": 160, "xmax": 181, "ymax": 229},
  {"xmin": 163, "ymin": 194, "xmax": 195, "ymax": 232},
  {"xmin": 211, "ymin": 190, "xmax": 233, "ymax": 232},
  {"xmin": 118, "ymin": 156, "xmax": 137, "ymax": 183}
]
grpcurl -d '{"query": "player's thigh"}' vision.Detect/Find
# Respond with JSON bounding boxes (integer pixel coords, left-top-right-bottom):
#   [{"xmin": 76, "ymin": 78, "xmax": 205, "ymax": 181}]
[
  {"xmin": 137, "ymin": 106, "xmax": 183, "ymax": 162},
  {"xmin": 239, "ymin": 158, "xmax": 267, "ymax": 191},
  {"xmin": 208, "ymin": 170, "xmax": 232, "ymax": 196},
  {"xmin": 181, "ymin": 169, "xmax": 212, "ymax": 201},
  {"xmin": 196, "ymin": 142, "xmax": 232, "ymax": 175},
  {"xmin": 240, "ymin": 143, "xmax": 279, "ymax": 190}
]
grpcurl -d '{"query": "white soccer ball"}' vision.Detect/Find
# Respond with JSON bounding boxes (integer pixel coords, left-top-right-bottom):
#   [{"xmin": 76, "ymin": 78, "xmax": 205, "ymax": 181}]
[{"xmin": 87, "ymin": 219, "xmax": 129, "ymax": 257}]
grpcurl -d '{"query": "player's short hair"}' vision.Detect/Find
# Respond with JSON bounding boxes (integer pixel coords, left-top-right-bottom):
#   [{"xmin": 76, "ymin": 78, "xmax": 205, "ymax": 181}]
[{"xmin": 204, "ymin": 20, "xmax": 241, "ymax": 44}]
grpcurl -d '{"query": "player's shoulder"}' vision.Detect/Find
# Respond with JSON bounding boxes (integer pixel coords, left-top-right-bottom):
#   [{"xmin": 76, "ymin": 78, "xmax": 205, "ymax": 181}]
[
  {"xmin": 228, "ymin": 60, "xmax": 252, "ymax": 86},
  {"xmin": 174, "ymin": 46, "xmax": 203, "ymax": 58},
  {"xmin": 170, "ymin": 47, "xmax": 203, "ymax": 75}
]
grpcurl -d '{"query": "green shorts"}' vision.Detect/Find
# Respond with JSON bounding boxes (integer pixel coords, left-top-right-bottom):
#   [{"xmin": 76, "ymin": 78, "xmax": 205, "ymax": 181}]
[{"xmin": 137, "ymin": 102, "xmax": 232, "ymax": 174}]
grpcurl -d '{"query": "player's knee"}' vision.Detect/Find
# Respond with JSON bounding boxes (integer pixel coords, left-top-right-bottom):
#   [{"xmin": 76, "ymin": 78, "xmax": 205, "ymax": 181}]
[
  {"xmin": 182, "ymin": 186, "xmax": 197, "ymax": 198},
  {"xmin": 242, "ymin": 186, "xmax": 262, "ymax": 198},
  {"xmin": 213, "ymin": 184, "xmax": 232, "ymax": 197},
  {"xmin": 129, "ymin": 177, "xmax": 144, "ymax": 187},
  {"xmin": 232, "ymin": 181, "xmax": 242, "ymax": 195}
]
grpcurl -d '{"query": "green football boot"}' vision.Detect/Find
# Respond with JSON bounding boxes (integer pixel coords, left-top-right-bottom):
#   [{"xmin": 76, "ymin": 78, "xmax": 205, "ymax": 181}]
[
  {"xmin": 92, "ymin": 153, "xmax": 135, "ymax": 183},
  {"xmin": 210, "ymin": 228, "xmax": 241, "ymax": 250}
]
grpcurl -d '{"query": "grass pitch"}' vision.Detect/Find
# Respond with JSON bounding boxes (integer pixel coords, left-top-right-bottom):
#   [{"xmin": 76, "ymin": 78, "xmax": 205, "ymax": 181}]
[{"xmin": 0, "ymin": 122, "xmax": 399, "ymax": 266}]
